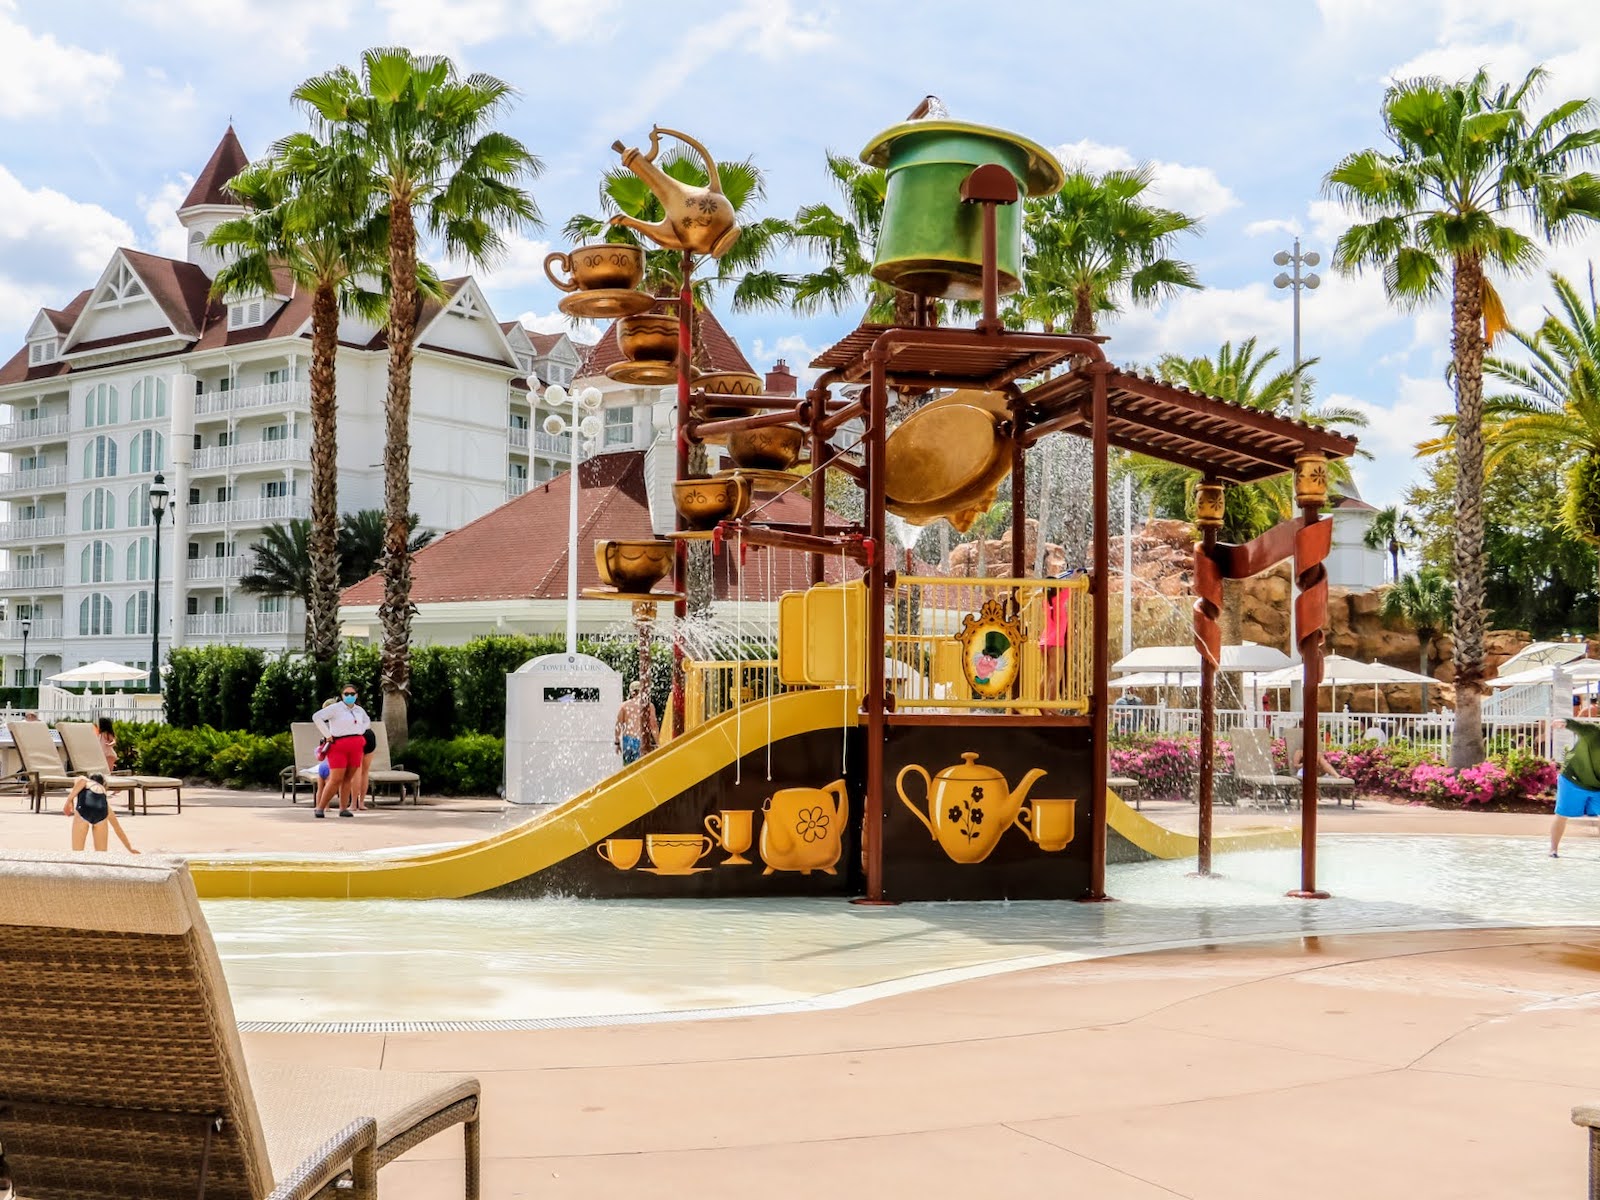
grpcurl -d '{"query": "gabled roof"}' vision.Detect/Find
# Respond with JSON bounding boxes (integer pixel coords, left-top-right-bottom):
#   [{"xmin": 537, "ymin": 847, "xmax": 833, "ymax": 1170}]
[
  {"xmin": 526, "ymin": 331, "xmax": 567, "ymax": 356},
  {"xmin": 117, "ymin": 249, "xmax": 213, "ymax": 339},
  {"xmin": 340, "ymin": 450, "xmax": 849, "ymax": 606},
  {"xmin": 180, "ymin": 127, "xmax": 249, "ymax": 211},
  {"xmin": 579, "ymin": 305, "xmax": 755, "ymax": 379}
]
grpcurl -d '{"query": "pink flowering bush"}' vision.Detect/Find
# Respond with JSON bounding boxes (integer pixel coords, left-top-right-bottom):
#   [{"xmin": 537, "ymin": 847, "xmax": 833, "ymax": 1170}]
[
  {"xmin": 1110, "ymin": 734, "xmax": 1233, "ymax": 801},
  {"xmin": 1325, "ymin": 742, "xmax": 1556, "ymax": 807}
]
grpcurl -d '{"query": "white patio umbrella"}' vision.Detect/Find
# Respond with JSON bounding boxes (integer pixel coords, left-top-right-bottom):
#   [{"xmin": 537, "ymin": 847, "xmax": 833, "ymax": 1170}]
[
  {"xmin": 49, "ymin": 660, "xmax": 149, "ymax": 709},
  {"xmin": 1495, "ymin": 641, "xmax": 1587, "ymax": 675},
  {"xmin": 1111, "ymin": 671, "xmax": 1200, "ymax": 689},
  {"xmin": 1112, "ymin": 641, "xmax": 1292, "ymax": 674},
  {"xmin": 1257, "ymin": 654, "xmax": 1436, "ymax": 711},
  {"xmin": 1490, "ymin": 659, "xmax": 1600, "ymax": 688}
]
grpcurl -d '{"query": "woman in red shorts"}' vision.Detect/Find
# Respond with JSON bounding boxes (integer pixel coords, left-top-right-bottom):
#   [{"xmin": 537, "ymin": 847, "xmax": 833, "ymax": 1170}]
[{"xmin": 311, "ymin": 684, "xmax": 371, "ymax": 818}]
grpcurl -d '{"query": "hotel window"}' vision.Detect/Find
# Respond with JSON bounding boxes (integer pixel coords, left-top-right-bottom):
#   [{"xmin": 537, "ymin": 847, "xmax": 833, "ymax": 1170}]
[
  {"xmin": 80, "ymin": 540, "xmax": 113, "ymax": 583},
  {"xmin": 82, "ymin": 383, "xmax": 118, "ymax": 427},
  {"xmin": 258, "ymin": 596, "xmax": 286, "ymax": 614},
  {"xmin": 81, "ymin": 486, "xmax": 115, "ymax": 531},
  {"xmin": 263, "ymin": 424, "xmax": 288, "ymax": 442},
  {"xmin": 126, "ymin": 536, "xmax": 152, "ymax": 581},
  {"xmin": 83, "ymin": 435, "xmax": 117, "ymax": 478},
  {"xmin": 187, "ymin": 542, "xmax": 200, "ymax": 560},
  {"xmin": 604, "ymin": 405, "xmax": 634, "ymax": 446},
  {"xmin": 129, "ymin": 429, "xmax": 165, "ymax": 474},
  {"xmin": 125, "ymin": 591, "xmax": 150, "ymax": 636},
  {"xmin": 78, "ymin": 592, "xmax": 113, "ymax": 636},
  {"xmin": 130, "ymin": 375, "xmax": 168, "ymax": 421},
  {"xmin": 128, "ymin": 483, "xmax": 153, "ymax": 528},
  {"xmin": 227, "ymin": 298, "xmax": 266, "ymax": 329}
]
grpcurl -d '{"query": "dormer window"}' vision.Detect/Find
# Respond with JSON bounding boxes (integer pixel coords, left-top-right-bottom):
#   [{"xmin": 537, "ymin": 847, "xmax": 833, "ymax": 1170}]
[
  {"xmin": 27, "ymin": 339, "xmax": 59, "ymax": 365},
  {"xmin": 93, "ymin": 260, "xmax": 146, "ymax": 308},
  {"xmin": 228, "ymin": 298, "xmax": 266, "ymax": 330},
  {"xmin": 517, "ymin": 353, "xmax": 534, "ymax": 375}
]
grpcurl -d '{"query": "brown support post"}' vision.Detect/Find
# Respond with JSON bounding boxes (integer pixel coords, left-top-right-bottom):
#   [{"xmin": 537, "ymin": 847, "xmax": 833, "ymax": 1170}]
[
  {"xmin": 1085, "ymin": 362, "xmax": 1112, "ymax": 901},
  {"xmin": 809, "ymin": 402, "xmax": 831, "ymax": 586},
  {"xmin": 856, "ymin": 349, "xmax": 892, "ymax": 905},
  {"xmin": 1192, "ymin": 481, "xmax": 1225, "ymax": 878},
  {"xmin": 670, "ymin": 251, "xmax": 693, "ymax": 740},
  {"xmin": 1289, "ymin": 452, "xmax": 1331, "ymax": 899},
  {"xmin": 1009, "ymin": 395, "xmax": 1027, "ymax": 581}
]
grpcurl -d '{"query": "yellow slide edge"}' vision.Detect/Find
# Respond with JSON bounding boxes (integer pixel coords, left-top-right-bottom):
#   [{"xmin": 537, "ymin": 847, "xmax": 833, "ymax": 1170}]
[{"xmin": 1106, "ymin": 788, "xmax": 1300, "ymax": 859}]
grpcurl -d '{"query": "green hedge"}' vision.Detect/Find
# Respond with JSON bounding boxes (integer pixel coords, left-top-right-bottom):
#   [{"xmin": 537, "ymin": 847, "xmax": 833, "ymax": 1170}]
[
  {"xmin": 404, "ymin": 734, "xmax": 505, "ymax": 796},
  {"xmin": 162, "ymin": 635, "xmax": 701, "ymax": 740}
]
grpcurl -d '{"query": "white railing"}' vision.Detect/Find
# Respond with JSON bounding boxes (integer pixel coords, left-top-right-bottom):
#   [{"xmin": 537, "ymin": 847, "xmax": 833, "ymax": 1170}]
[
  {"xmin": 508, "ymin": 426, "xmax": 529, "ymax": 450},
  {"xmin": 20, "ymin": 685, "xmax": 166, "ymax": 725},
  {"xmin": 0, "ymin": 567, "xmax": 63, "ymax": 589},
  {"xmin": 1483, "ymin": 680, "xmax": 1552, "ymax": 718},
  {"xmin": 187, "ymin": 496, "xmax": 309, "ymax": 529},
  {"xmin": 185, "ymin": 555, "xmax": 255, "ymax": 582},
  {"xmin": 0, "ymin": 515, "xmax": 66, "ymax": 542},
  {"xmin": 193, "ymin": 380, "xmax": 310, "ymax": 417},
  {"xmin": 184, "ymin": 610, "xmax": 290, "ymax": 637},
  {"xmin": 0, "ymin": 618, "xmax": 63, "ymax": 639},
  {"xmin": 0, "ymin": 413, "xmax": 69, "ymax": 443},
  {"xmin": 192, "ymin": 439, "xmax": 309, "ymax": 471},
  {"xmin": 506, "ymin": 478, "xmax": 528, "ymax": 499},
  {"xmin": 534, "ymin": 431, "xmax": 571, "ymax": 457},
  {"xmin": 1110, "ymin": 706, "xmax": 1560, "ymax": 760},
  {"xmin": 0, "ymin": 465, "xmax": 67, "ymax": 492}
]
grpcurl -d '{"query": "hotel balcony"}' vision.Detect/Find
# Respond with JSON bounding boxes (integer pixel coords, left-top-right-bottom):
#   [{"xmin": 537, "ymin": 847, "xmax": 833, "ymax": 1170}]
[
  {"xmin": 0, "ymin": 567, "xmax": 64, "ymax": 590},
  {"xmin": 185, "ymin": 554, "xmax": 256, "ymax": 583},
  {"xmin": 534, "ymin": 431, "xmax": 571, "ymax": 457},
  {"xmin": 187, "ymin": 496, "xmax": 310, "ymax": 530},
  {"xmin": 506, "ymin": 478, "xmax": 529, "ymax": 499},
  {"xmin": 509, "ymin": 426, "xmax": 529, "ymax": 451},
  {"xmin": 192, "ymin": 439, "xmax": 310, "ymax": 472},
  {"xmin": 0, "ymin": 465, "xmax": 68, "ymax": 494},
  {"xmin": 193, "ymin": 380, "xmax": 311, "ymax": 418},
  {"xmin": 0, "ymin": 618, "xmax": 63, "ymax": 640},
  {"xmin": 0, "ymin": 515, "xmax": 67, "ymax": 543},
  {"xmin": 184, "ymin": 610, "xmax": 290, "ymax": 637},
  {"xmin": 0, "ymin": 413, "xmax": 70, "ymax": 444}
]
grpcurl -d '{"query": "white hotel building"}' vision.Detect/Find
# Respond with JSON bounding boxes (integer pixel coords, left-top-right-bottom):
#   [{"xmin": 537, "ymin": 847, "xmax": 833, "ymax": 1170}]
[{"xmin": 0, "ymin": 129, "xmax": 582, "ymax": 686}]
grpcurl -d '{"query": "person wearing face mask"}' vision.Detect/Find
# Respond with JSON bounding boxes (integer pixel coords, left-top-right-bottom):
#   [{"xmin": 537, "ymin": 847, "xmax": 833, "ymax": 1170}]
[{"xmin": 311, "ymin": 685, "xmax": 371, "ymax": 818}]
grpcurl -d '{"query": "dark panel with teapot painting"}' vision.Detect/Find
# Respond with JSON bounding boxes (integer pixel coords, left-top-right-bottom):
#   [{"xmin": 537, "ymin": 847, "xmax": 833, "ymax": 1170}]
[
  {"xmin": 881, "ymin": 724, "xmax": 1093, "ymax": 901},
  {"xmin": 481, "ymin": 728, "xmax": 865, "ymax": 899}
]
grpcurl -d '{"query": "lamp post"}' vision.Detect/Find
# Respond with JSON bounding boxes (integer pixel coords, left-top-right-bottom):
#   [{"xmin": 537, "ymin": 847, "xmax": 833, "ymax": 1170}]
[
  {"xmin": 19, "ymin": 615, "xmax": 30, "ymax": 691},
  {"xmin": 1273, "ymin": 238, "xmax": 1321, "ymax": 420},
  {"xmin": 148, "ymin": 472, "xmax": 170, "ymax": 692},
  {"xmin": 542, "ymin": 385, "xmax": 604, "ymax": 654}
]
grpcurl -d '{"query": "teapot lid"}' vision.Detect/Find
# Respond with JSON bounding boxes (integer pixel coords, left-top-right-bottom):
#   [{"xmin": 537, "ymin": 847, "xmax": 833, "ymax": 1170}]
[{"xmin": 935, "ymin": 751, "xmax": 1005, "ymax": 780}]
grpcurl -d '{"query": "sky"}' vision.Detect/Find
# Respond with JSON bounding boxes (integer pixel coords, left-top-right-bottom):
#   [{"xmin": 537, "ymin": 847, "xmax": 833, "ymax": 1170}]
[{"xmin": 4, "ymin": 0, "xmax": 1600, "ymax": 508}]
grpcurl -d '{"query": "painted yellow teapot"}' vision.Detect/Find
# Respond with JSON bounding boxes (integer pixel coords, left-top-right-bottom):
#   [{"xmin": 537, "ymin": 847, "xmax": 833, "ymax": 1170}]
[
  {"xmin": 897, "ymin": 753, "xmax": 1046, "ymax": 864},
  {"xmin": 759, "ymin": 781, "xmax": 848, "ymax": 875},
  {"xmin": 609, "ymin": 126, "xmax": 741, "ymax": 258}
]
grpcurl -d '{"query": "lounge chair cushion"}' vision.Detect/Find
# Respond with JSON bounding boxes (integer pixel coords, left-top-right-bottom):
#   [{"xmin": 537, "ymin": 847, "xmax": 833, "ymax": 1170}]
[{"xmin": 1240, "ymin": 773, "xmax": 1299, "ymax": 788}]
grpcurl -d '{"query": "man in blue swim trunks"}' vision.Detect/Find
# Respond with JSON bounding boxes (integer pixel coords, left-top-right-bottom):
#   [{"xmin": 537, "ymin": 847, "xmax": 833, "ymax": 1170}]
[
  {"xmin": 614, "ymin": 681, "xmax": 658, "ymax": 766},
  {"xmin": 1551, "ymin": 717, "xmax": 1600, "ymax": 856}
]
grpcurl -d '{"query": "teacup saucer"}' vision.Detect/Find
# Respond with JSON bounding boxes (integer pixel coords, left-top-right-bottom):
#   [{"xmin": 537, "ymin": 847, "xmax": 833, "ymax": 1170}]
[
  {"xmin": 558, "ymin": 288, "xmax": 655, "ymax": 319},
  {"xmin": 638, "ymin": 866, "xmax": 712, "ymax": 876}
]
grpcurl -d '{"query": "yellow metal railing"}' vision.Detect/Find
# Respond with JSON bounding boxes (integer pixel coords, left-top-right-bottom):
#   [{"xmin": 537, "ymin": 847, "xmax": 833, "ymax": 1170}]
[
  {"xmin": 683, "ymin": 659, "xmax": 803, "ymax": 732},
  {"xmin": 888, "ymin": 576, "xmax": 1091, "ymax": 712}
]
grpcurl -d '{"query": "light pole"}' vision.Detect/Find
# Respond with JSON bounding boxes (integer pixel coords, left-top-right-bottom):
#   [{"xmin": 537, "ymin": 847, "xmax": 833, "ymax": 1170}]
[
  {"xmin": 19, "ymin": 615, "xmax": 30, "ymax": 691},
  {"xmin": 148, "ymin": 472, "xmax": 170, "ymax": 691},
  {"xmin": 1273, "ymin": 239, "xmax": 1321, "ymax": 419},
  {"xmin": 542, "ymin": 385, "xmax": 604, "ymax": 654}
]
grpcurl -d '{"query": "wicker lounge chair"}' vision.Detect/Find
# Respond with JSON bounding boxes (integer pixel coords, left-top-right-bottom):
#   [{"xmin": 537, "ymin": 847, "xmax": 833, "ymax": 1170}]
[
  {"xmin": 56, "ymin": 721, "xmax": 184, "ymax": 815},
  {"xmin": 0, "ymin": 851, "xmax": 481, "ymax": 1199},
  {"xmin": 1225, "ymin": 728, "xmax": 1299, "ymax": 809},
  {"xmin": 282, "ymin": 723, "xmax": 324, "ymax": 805},
  {"xmin": 5, "ymin": 722, "xmax": 83, "ymax": 815},
  {"xmin": 366, "ymin": 724, "xmax": 421, "ymax": 806}
]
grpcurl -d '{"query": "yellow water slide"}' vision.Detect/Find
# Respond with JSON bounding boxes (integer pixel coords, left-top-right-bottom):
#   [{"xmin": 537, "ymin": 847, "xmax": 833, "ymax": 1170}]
[
  {"xmin": 1105, "ymin": 788, "xmax": 1298, "ymax": 862},
  {"xmin": 190, "ymin": 688, "xmax": 861, "ymax": 900}
]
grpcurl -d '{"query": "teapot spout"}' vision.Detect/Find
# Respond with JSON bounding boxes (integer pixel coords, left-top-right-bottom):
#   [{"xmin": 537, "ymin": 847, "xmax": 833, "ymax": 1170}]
[
  {"xmin": 1010, "ymin": 767, "xmax": 1048, "ymax": 809},
  {"xmin": 609, "ymin": 214, "xmax": 686, "ymax": 251}
]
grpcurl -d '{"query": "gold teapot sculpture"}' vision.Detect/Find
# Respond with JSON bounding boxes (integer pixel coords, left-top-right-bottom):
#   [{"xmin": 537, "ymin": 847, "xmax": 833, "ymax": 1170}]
[
  {"xmin": 758, "ymin": 781, "xmax": 848, "ymax": 875},
  {"xmin": 609, "ymin": 127, "xmax": 741, "ymax": 258},
  {"xmin": 897, "ymin": 753, "xmax": 1046, "ymax": 865}
]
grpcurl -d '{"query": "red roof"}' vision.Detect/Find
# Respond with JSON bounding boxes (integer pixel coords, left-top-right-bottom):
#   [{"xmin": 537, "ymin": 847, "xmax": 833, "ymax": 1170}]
[
  {"xmin": 340, "ymin": 450, "xmax": 854, "ymax": 606},
  {"xmin": 117, "ymin": 248, "xmax": 214, "ymax": 339},
  {"xmin": 526, "ymin": 331, "xmax": 565, "ymax": 355},
  {"xmin": 579, "ymin": 306, "xmax": 755, "ymax": 379},
  {"xmin": 181, "ymin": 127, "xmax": 249, "ymax": 210}
]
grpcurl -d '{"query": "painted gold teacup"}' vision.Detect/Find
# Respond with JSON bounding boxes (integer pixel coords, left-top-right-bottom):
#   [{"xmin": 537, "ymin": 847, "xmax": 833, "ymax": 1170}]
[
  {"xmin": 646, "ymin": 834, "xmax": 713, "ymax": 874},
  {"xmin": 1013, "ymin": 798, "xmax": 1076, "ymax": 852},
  {"xmin": 596, "ymin": 837, "xmax": 642, "ymax": 870},
  {"xmin": 705, "ymin": 809, "xmax": 753, "ymax": 865}
]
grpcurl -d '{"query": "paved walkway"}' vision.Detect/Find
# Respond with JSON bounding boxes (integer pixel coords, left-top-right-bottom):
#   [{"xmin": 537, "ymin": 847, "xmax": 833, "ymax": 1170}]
[{"xmin": 242, "ymin": 926, "xmax": 1600, "ymax": 1198}]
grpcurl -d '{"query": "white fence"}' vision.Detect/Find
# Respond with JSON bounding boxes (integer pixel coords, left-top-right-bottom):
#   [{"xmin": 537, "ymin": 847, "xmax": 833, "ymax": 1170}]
[
  {"xmin": 1111, "ymin": 705, "xmax": 1559, "ymax": 759},
  {"xmin": 6, "ymin": 684, "xmax": 167, "ymax": 725}
]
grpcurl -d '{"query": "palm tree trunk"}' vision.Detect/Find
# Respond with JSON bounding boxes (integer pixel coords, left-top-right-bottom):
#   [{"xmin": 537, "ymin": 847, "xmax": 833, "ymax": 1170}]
[
  {"xmin": 307, "ymin": 283, "xmax": 342, "ymax": 666},
  {"xmin": 1390, "ymin": 543, "xmax": 1400, "ymax": 583},
  {"xmin": 686, "ymin": 301, "xmax": 713, "ymax": 614},
  {"xmin": 1418, "ymin": 637, "xmax": 1430, "ymax": 711},
  {"xmin": 1448, "ymin": 253, "xmax": 1488, "ymax": 767},
  {"xmin": 379, "ymin": 197, "xmax": 419, "ymax": 752}
]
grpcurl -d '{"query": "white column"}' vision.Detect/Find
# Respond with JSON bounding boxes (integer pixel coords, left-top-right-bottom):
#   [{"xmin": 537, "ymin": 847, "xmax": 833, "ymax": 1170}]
[{"xmin": 170, "ymin": 373, "xmax": 195, "ymax": 649}]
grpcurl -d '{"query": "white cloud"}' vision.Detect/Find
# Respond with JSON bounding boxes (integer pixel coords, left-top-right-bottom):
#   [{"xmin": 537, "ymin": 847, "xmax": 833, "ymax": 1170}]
[
  {"xmin": 513, "ymin": 308, "xmax": 597, "ymax": 340},
  {"xmin": 1244, "ymin": 218, "xmax": 1302, "ymax": 238},
  {"xmin": 127, "ymin": 0, "xmax": 351, "ymax": 60},
  {"xmin": 0, "ymin": 1, "xmax": 121, "ymax": 119},
  {"xmin": 749, "ymin": 333, "xmax": 822, "ymax": 388},
  {"xmin": 379, "ymin": 0, "xmax": 625, "ymax": 53},
  {"xmin": 1330, "ymin": 375, "xmax": 1455, "ymax": 507},
  {"xmin": 0, "ymin": 164, "xmax": 133, "ymax": 329},
  {"xmin": 440, "ymin": 230, "xmax": 554, "ymax": 299},
  {"xmin": 1053, "ymin": 139, "xmax": 1239, "ymax": 222},
  {"xmin": 140, "ymin": 178, "xmax": 192, "ymax": 260}
]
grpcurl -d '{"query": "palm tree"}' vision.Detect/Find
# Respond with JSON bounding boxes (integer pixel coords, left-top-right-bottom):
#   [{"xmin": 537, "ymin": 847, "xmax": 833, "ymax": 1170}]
[
  {"xmin": 1129, "ymin": 338, "xmax": 1367, "ymax": 540},
  {"xmin": 790, "ymin": 153, "xmax": 906, "ymax": 323},
  {"xmin": 1363, "ymin": 505, "xmax": 1419, "ymax": 581},
  {"xmin": 1325, "ymin": 66, "xmax": 1600, "ymax": 765},
  {"xmin": 239, "ymin": 522, "xmax": 314, "ymax": 641},
  {"xmin": 1381, "ymin": 569, "xmax": 1455, "ymax": 709},
  {"xmin": 338, "ymin": 509, "xmax": 437, "ymax": 584},
  {"xmin": 1476, "ymin": 268, "xmax": 1600, "ymax": 624},
  {"xmin": 208, "ymin": 136, "xmax": 387, "ymax": 669},
  {"xmin": 294, "ymin": 47, "xmax": 542, "ymax": 746}
]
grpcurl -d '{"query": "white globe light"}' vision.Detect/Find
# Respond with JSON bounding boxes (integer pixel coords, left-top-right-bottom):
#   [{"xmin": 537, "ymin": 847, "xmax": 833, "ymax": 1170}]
[
  {"xmin": 545, "ymin": 384, "xmax": 568, "ymax": 408},
  {"xmin": 579, "ymin": 415, "xmax": 603, "ymax": 439},
  {"xmin": 542, "ymin": 414, "xmax": 567, "ymax": 437},
  {"xmin": 1303, "ymin": 251, "xmax": 1321, "ymax": 267},
  {"xmin": 1272, "ymin": 251, "xmax": 1291, "ymax": 266},
  {"xmin": 578, "ymin": 386, "xmax": 604, "ymax": 412},
  {"xmin": 1304, "ymin": 273, "xmax": 1321, "ymax": 290},
  {"xmin": 1273, "ymin": 272, "xmax": 1292, "ymax": 289}
]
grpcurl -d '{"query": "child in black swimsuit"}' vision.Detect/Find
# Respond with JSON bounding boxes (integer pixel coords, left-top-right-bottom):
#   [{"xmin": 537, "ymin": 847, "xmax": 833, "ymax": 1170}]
[{"xmin": 64, "ymin": 773, "xmax": 138, "ymax": 853}]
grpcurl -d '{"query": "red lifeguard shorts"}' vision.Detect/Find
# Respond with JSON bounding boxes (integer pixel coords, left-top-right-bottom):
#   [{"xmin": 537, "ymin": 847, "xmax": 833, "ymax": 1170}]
[{"xmin": 325, "ymin": 735, "xmax": 365, "ymax": 771}]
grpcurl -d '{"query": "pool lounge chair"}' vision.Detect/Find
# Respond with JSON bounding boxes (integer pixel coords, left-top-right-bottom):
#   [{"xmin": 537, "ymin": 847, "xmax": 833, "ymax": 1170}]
[
  {"xmin": 1574, "ymin": 1102, "xmax": 1600, "ymax": 1200},
  {"xmin": 56, "ymin": 720, "xmax": 184, "ymax": 814},
  {"xmin": 1225, "ymin": 728, "xmax": 1299, "ymax": 809},
  {"xmin": 0, "ymin": 851, "xmax": 481, "ymax": 1199},
  {"xmin": 366, "ymin": 724, "xmax": 421, "ymax": 806},
  {"xmin": 282, "ymin": 722, "xmax": 324, "ymax": 804},
  {"xmin": 5, "ymin": 721, "xmax": 86, "ymax": 815}
]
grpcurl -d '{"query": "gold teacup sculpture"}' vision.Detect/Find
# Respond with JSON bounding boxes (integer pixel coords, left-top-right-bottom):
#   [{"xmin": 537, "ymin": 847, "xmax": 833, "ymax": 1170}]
[
  {"xmin": 596, "ymin": 837, "xmax": 643, "ymax": 870},
  {"xmin": 672, "ymin": 475, "xmax": 751, "ymax": 531},
  {"xmin": 645, "ymin": 834, "xmax": 714, "ymax": 875},
  {"xmin": 727, "ymin": 425, "xmax": 803, "ymax": 471},
  {"xmin": 705, "ymin": 809, "xmax": 754, "ymax": 865},
  {"xmin": 616, "ymin": 312, "xmax": 680, "ymax": 363},
  {"xmin": 594, "ymin": 539, "xmax": 674, "ymax": 593},
  {"xmin": 545, "ymin": 243, "xmax": 644, "ymax": 293},
  {"xmin": 1013, "ymin": 798, "xmax": 1077, "ymax": 853}
]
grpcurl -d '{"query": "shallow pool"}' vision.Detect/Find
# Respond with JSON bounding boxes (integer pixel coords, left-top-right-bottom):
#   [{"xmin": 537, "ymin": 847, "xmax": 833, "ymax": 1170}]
[{"xmin": 206, "ymin": 835, "xmax": 1597, "ymax": 1030}]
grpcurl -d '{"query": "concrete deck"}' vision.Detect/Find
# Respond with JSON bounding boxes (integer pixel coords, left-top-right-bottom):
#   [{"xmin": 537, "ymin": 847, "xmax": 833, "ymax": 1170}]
[{"xmin": 243, "ymin": 926, "xmax": 1600, "ymax": 1198}]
